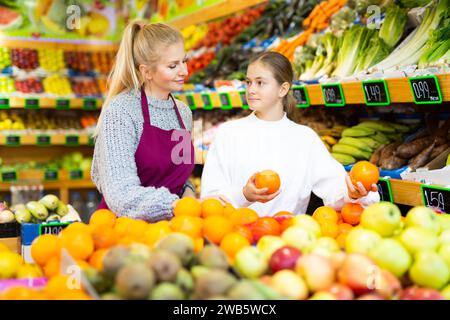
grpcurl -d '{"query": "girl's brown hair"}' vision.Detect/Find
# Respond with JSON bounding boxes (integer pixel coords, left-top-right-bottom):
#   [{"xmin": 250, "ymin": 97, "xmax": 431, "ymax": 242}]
[
  {"xmin": 249, "ymin": 51, "xmax": 296, "ymax": 118},
  {"xmin": 94, "ymin": 21, "xmax": 183, "ymax": 137}
]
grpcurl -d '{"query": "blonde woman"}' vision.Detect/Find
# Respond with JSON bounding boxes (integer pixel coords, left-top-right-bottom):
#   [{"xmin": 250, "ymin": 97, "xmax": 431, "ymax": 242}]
[{"xmin": 91, "ymin": 21, "xmax": 195, "ymax": 222}]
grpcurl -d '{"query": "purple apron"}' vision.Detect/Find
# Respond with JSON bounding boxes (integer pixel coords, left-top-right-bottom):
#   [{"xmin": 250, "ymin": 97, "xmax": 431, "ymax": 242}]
[{"xmin": 97, "ymin": 87, "xmax": 195, "ymax": 211}]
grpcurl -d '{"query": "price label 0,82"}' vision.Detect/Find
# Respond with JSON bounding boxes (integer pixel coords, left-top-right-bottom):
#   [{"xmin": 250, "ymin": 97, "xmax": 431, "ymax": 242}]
[
  {"xmin": 409, "ymin": 75, "xmax": 442, "ymax": 104},
  {"xmin": 422, "ymin": 185, "xmax": 450, "ymax": 214},
  {"xmin": 201, "ymin": 94, "xmax": 213, "ymax": 110},
  {"xmin": 362, "ymin": 80, "xmax": 390, "ymax": 106}
]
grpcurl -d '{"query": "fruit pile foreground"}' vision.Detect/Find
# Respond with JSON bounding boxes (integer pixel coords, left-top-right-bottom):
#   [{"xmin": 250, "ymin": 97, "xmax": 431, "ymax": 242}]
[{"xmin": 1, "ymin": 198, "xmax": 450, "ymax": 300}]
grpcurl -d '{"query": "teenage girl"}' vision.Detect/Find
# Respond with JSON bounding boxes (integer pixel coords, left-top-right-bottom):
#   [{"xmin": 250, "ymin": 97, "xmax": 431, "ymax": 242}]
[
  {"xmin": 91, "ymin": 21, "xmax": 196, "ymax": 221},
  {"xmin": 201, "ymin": 52, "xmax": 379, "ymax": 216}
]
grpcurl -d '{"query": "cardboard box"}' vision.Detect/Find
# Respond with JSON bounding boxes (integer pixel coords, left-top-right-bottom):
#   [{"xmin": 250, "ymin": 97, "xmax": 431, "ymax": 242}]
[
  {"xmin": 0, "ymin": 222, "xmax": 21, "ymax": 254},
  {"xmin": 401, "ymin": 147, "xmax": 450, "ymax": 185}
]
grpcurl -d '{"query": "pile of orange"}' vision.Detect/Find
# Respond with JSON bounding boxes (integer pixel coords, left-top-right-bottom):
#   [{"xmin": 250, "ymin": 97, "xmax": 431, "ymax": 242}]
[{"xmin": 312, "ymin": 205, "xmax": 358, "ymax": 248}]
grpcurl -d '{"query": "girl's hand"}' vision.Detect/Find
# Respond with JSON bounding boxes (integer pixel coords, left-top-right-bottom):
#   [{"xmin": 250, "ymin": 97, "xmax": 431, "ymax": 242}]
[
  {"xmin": 346, "ymin": 175, "xmax": 378, "ymax": 200},
  {"xmin": 201, "ymin": 195, "xmax": 231, "ymax": 206},
  {"xmin": 243, "ymin": 173, "xmax": 281, "ymax": 203}
]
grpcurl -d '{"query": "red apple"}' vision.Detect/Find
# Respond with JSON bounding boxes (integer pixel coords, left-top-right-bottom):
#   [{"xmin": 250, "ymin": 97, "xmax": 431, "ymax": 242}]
[
  {"xmin": 326, "ymin": 283, "xmax": 354, "ymax": 300},
  {"xmin": 337, "ymin": 253, "xmax": 378, "ymax": 296},
  {"xmin": 401, "ymin": 286, "xmax": 445, "ymax": 300},
  {"xmin": 269, "ymin": 246, "xmax": 302, "ymax": 273},
  {"xmin": 375, "ymin": 269, "xmax": 402, "ymax": 300}
]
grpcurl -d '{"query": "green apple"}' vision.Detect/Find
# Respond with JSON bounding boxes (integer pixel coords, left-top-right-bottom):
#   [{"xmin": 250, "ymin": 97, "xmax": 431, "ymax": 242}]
[
  {"xmin": 440, "ymin": 230, "xmax": 450, "ymax": 245},
  {"xmin": 400, "ymin": 227, "xmax": 439, "ymax": 255},
  {"xmin": 437, "ymin": 215, "xmax": 450, "ymax": 233},
  {"xmin": 369, "ymin": 239, "xmax": 411, "ymax": 277},
  {"xmin": 281, "ymin": 226, "xmax": 317, "ymax": 253},
  {"xmin": 441, "ymin": 284, "xmax": 450, "ymax": 300},
  {"xmin": 409, "ymin": 251, "xmax": 450, "ymax": 290},
  {"xmin": 257, "ymin": 236, "xmax": 286, "ymax": 260},
  {"xmin": 234, "ymin": 247, "xmax": 268, "ymax": 279},
  {"xmin": 271, "ymin": 270, "xmax": 308, "ymax": 300},
  {"xmin": 309, "ymin": 237, "xmax": 340, "ymax": 258},
  {"xmin": 438, "ymin": 243, "xmax": 450, "ymax": 268},
  {"xmin": 405, "ymin": 206, "xmax": 440, "ymax": 234},
  {"xmin": 360, "ymin": 202, "xmax": 402, "ymax": 237},
  {"xmin": 345, "ymin": 227, "xmax": 382, "ymax": 255},
  {"xmin": 291, "ymin": 215, "xmax": 321, "ymax": 237}
]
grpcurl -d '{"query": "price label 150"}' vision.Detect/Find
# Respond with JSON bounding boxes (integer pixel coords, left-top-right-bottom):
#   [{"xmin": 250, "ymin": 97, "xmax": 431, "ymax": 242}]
[
  {"xmin": 185, "ymin": 94, "xmax": 196, "ymax": 110},
  {"xmin": 0, "ymin": 98, "xmax": 10, "ymax": 109},
  {"xmin": 238, "ymin": 91, "xmax": 249, "ymax": 109},
  {"xmin": 321, "ymin": 84, "xmax": 345, "ymax": 107},
  {"xmin": 219, "ymin": 93, "xmax": 232, "ymax": 110},
  {"xmin": 421, "ymin": 185, "xmax": 449, "ymax": 214},
  {"xmin": 292, "ymin": 85, "xmax": 310, "ymax": 108},
  {"xmin": 362, "ymin": 80, "xmax": 390, "ymax": 106},
  {"xmin": 409, "ymin": 75, "xmax": 442, "ymax": 104}
]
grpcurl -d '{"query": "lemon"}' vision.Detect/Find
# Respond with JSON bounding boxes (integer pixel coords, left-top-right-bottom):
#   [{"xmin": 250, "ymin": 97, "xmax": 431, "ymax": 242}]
[
  {"xmin": 0, "ymin": 251, "xmax": 23, "ymax": 279},
  {"xmin": 16, "ymin": 264, "xmax": 44, "ymax": 279}
]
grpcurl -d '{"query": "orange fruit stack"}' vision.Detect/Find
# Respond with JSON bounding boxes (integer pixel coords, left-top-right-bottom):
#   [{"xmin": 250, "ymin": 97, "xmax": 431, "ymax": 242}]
[{"xmin": 312, "ymin": 206, "xmax": 355, "ymax": 246}]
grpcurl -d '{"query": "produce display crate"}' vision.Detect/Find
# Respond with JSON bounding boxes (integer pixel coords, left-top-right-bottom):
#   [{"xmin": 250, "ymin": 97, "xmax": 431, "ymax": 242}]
[{"xmin": 0, "ymin": 221, "xmax": 21, "ymax": 254}]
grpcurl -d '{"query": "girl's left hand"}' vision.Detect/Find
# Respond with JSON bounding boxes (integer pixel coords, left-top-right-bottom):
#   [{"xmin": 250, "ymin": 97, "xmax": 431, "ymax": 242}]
[{"xmin": 345, "ymin": 175, "xmax": 378, "ymax": 200}]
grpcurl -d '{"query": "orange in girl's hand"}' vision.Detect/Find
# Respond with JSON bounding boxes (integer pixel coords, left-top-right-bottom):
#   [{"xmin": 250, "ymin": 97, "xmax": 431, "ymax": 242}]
[
  {"xmin": 173, "ymin": 197, "xmax": 202, "ymax": 217},
  {"xmin": 220, "ymin": 233, "xmax": 250, "ymax": 261},
  {"xmin": 170, "ymin": 216, "xmax": 203, "ymax": 239},
  {"xmin": 89, "ymin": 209, "xmax": 117, "ymax": 229},
  {"xmin": 349, "ymin": 161, "xmax": 379, "ymax": 191},
  {"xmin": 250, "ymin": 217, "xmax": 281, "ymax": 243},
  {"xmin": 233, "ymin": 225, "xmax": 254, "ymax": 244},
  {"xmin": 255, "ymin": 170, "xmax": 281, "ymax": 194},
  {"xmin": 341, "ymin": 203, "xmax": 364, "ymax": 226},
  {"xmin": 201, "ymin": 198, "xmax": 224, "ymax": 218},
  {"xmin": 203, "ymin": 216, "xmax": 233, "ymax": 244},
  {"xmin": 230, "ymin": 208, "xmax": 259, "ymax": 226},
  {"xmin": 312, "ymin": 206, "xmax": 339, "ymax": 224},
  {"xmin": 31, "ymin": 234, "xmax": 61, "ymax": 267}
]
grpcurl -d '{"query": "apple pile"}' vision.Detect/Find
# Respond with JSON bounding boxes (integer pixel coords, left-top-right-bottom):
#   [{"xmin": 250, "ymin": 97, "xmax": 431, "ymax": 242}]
[{"xmin": 233, "ymin": 202, "xmax": 450, "ymax": 300}]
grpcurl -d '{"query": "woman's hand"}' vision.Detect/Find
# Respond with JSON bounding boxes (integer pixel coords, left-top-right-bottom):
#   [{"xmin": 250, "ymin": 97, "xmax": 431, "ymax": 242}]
[
  {"xmin": 243, "ymin": 173, "xmax": 281, "ymax": 203},
  {"xmin": 346, "ymin": 175, "xmax": 378, "ymax": 200}
]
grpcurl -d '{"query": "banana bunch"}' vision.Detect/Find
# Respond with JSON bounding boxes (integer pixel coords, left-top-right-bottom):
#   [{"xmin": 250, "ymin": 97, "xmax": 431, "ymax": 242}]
[
  {"xmin": 319, "ymin": 125, "xmax": 347, "ymax": 152},
  {"xmin": 331, "ymin": 121, "xmax": 411, "ymax": 165},
  {"xmin": 183, "ymin": 24, "xmax": 208, "ymax": 51}
]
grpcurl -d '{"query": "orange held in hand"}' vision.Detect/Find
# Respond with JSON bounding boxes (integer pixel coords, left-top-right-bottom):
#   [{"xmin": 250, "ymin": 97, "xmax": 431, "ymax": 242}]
[
  {"xmin": 341, "ymin": 203, "xmax": 364, "ymax": 226},
  {"xmin": 255, "ymin": 170, "xmax": 281, "ymax": 194},
  {"xmin": 174, "ymin": 197, "xmax": 202, "ymax": 217},
  {"xmin": 349, "ymin": 161, "xmax": 379, "ymax": 191}
]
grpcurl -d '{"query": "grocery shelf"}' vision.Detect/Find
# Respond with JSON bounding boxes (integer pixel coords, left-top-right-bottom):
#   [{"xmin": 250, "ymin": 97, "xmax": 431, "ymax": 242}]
[
  {"xmin": 168, "ymin": 0, "xmax": 267, "ymax": 29},
  {"xmin": 0, "ymin": 97, "xmax": 103, "ymax": 110},
  {"xmin": 0, "ymin": 38, "xmax": 118, "ymax": 52},
  {"xmin": 0, "ymin": 133, "xmax": 94, "ymax": 146}
]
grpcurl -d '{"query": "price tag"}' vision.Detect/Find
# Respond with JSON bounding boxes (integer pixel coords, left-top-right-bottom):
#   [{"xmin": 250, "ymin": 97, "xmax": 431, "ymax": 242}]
[
  {"xmin": 321, "ymin": 84, "xmax": 345, "ymax": 107},
  {"xmin": 6, "ymin": 135, "xmax": 20, "ymax": 146},
  {"xmin": 362, "ymin": 80, "xmax": 390, "ymax": 106},
  {"xmin": 70, "ymin": 170, "xmax": 83, "ymax": 180},
  {"xmin": 409, "ymin": 75, "xmax": 442, "ymax": 104},
  {"xmin": 377, "ymin": 178, "xmax": 393, "ymax": 203},
  {"xmin": 421, "ymin": 185, "xmax": 450, "ymax": 214},
  {"xmin": 83, "ymin": 99, "xmax": 97, "ymax": 110},
  {"xmin": 0, "ymin": 98, "xmax": 9, "ymax": 109},
  {"xmin": 36, "ymin": 135, "xmax": 51, "ymax": 146},
  {"xmin": 201, "ymin": 94, "xmax": 213, "ymax": 110},
  {"xmin": 1, "ymin": 171, "xmax": 17, "ymax": 182},
  {"xmin": 25, "ymin": 98, "xmax": 39, "ymax": 109},
  {"xmin": 219, "ymin": 93, "xmax": 232, "ymax": 110},
  {"xmin": 65, "ymin": 135, "xmax": 79, "ymax": 146},
  {"xmin": 39, "ymin": 222, "xmax": 70, "ymax": 235},
  {"xmin": 238, "ymin": 90, "xmax": 249, "ymax": 109},
  {"xmin": 56, "ymin": 99, "xmax": 70, "ymax": 110},
  {"xmin": 292, "ymin": 85, "xmax": 310, "ymax": 108},
  {"xmin": 44, "ymin": 170, "xmax": 59, "ymax": 181},
  {"xmin": 185, "ymin": 94, "xmax": 196, "ymax": 110}
]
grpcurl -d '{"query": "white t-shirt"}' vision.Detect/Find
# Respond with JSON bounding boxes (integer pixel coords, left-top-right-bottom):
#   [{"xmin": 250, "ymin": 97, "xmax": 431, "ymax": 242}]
[{"xmin": 200, "ymin": 112, "xmax": 379, "ymax": 217}]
